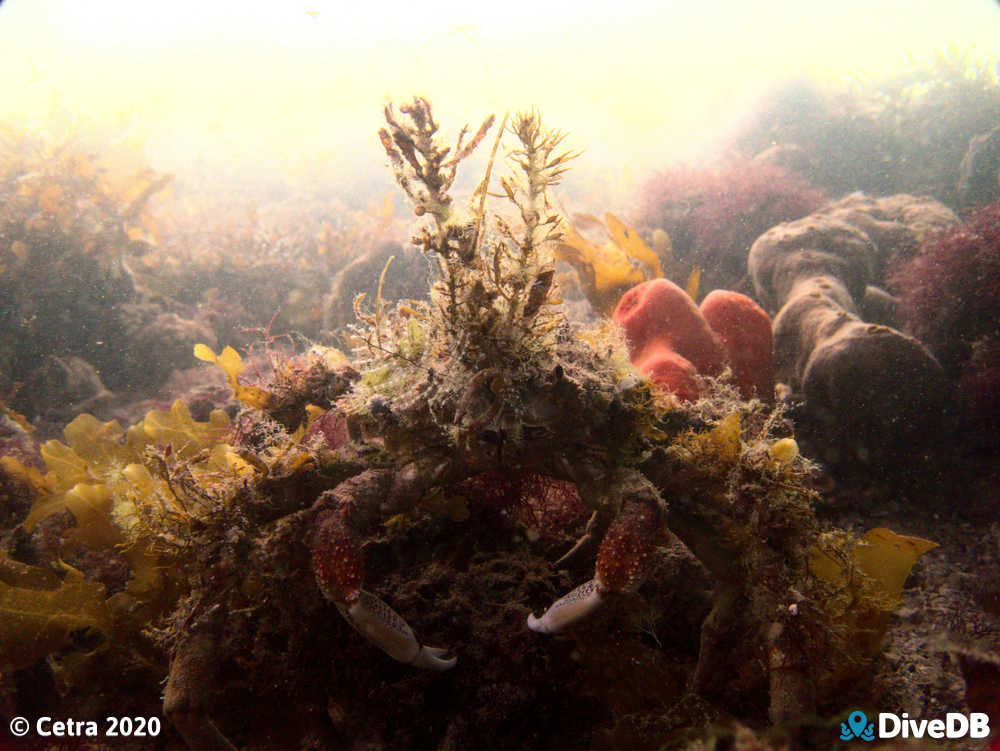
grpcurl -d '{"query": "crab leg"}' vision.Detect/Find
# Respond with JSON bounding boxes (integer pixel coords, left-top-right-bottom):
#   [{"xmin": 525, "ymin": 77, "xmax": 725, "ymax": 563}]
[
  {"xmin": 528, "ymin": 489, "xmax": 662, "ymax": 634},
  {"xmin": 311, "ymin": 468, "xmax": 458, "ymax": 670},
  {"xmin": 164, "ymin": 629, "xmax": 239, "ymax": 751}
]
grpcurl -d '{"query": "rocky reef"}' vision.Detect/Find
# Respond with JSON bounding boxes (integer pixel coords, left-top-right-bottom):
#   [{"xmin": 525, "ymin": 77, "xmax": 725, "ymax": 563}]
[
  {"xmin": 748, "ymin": 193, "xmax": 958, "ymax": 474},
  {"xmin": 0, "ymin": 130, "xmax": 169, "ymax": 404},
  {"xmin": 733, "ymin": 49, "xmax": 1000, "ymax": 206},
  {"xmin": 0, "ymin": 100, "xmax": 943, "ymax": 751}
]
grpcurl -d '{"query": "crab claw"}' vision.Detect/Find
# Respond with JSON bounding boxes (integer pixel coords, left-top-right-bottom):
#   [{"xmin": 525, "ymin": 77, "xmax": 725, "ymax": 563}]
[
  {"xmin": 338, "ymin": 590, "xmax": 457, "ymax": 670},
  {"xmin": 312, "ymin": 509, "xmax": 456, "ymax": 670},
  {"xmin": 527, "ymin": 578, "xmax": 606, "ymax": 634},
  {"xmin": 529, "ymin": 494, "xmax": 661, "ymax": 635}
]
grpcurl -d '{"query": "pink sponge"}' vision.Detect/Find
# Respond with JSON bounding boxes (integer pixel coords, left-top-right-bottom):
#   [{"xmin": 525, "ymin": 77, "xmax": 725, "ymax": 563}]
[
  {"xmin": 635, "ymin": 348, "xmax": 703, "ymax": 402},
  {"xmin": 614, "ymin": 279, "xmax": 774, "ymax": 402},
  {"xmin": 700, "ymin": 290, "xmax": 775, "ymax": 402},
  {"xmin": 615, "ymin": 279, "xmax": 724, "ymax": 373}
]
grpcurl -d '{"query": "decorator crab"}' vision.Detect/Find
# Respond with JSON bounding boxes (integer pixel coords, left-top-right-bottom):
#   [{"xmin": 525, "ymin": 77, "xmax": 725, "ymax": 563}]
[
  {"xmin": 306, "ymin": 101, "xmax": 684, "ymax": 672},
  {"xmin": 159, "ymin": 99, "xmax": 916, "ymax": 750}
]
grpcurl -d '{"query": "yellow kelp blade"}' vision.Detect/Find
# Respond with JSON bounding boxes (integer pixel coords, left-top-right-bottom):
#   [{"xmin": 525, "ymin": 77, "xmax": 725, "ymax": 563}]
[
  {"xmin": 605, "ymin": 213, "xmax": 664, "ymax": 278},
  {"xmin": 810, "ymin": 528, "xmax": 937, "ymax": 601},
  {"xmin": 0, "ymin": 566, "xmax": 111, "ymax": 673},
  {"xmin": 852, "ymin": 528, "xmax": 938, "ymax": 604},
  {"xmin": 555, "ymin": 220, "xmax": 647, "ymax": 316},
  {"xmin": 685, "ymin": 266, "xmax": 701, "ymax": 303},
  {"xmin": 809, "ymin": 527, "xmax": 937, "ymax": 666},
  {"xmin": 137, "ymin": 400, "xmax": 231, "ymax": 461},
  {"xmin": 194, "ymin": 344, "xmax": 272, "ymax": 409}
]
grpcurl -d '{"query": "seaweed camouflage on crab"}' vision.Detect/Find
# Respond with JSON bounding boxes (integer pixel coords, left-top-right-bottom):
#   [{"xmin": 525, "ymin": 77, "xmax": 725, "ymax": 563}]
[
  {"xmin": 156, "ymin": 98, "xmax": 931, "ymax": 749},
  {"xmin": 293, "ymin": 99, "xmax": 813, "ymax": 697},
  {"xmin": 310, "ymin": 99, "xmax": 670, "ymax": 667}
]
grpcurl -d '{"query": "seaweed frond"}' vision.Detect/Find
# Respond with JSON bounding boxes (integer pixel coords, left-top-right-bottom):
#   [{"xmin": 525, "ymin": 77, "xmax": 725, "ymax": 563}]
[
  {"xmin": 380, "ymin": 96, "xmax": 494, "ymax": 225},
  {"xmin": 373, "ymin": 98, "xmax": 578, "ymax": 373},
  {"xmin": 555, "ymin": 212, "xmax": 663, "ymax": 316},
  {"xmin": 489, "ymin": 110, "xmax": 577, "ymax": 329}
]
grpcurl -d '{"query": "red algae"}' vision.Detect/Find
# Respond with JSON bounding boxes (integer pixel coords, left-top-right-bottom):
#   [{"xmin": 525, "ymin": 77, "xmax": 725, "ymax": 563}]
[
  {"xmin": 635, "ymin": 158, "xmax": 826, "ymax": 289},
  {"xmin": 892, "ymin": 199, "xmax": 1000, "ymax": 378}
]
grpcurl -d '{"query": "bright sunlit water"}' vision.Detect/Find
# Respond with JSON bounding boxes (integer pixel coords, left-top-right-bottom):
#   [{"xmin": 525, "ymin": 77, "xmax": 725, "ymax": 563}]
[{"xmin": 1, "ymin": 0, "xmax": 998, "ymax": 204}]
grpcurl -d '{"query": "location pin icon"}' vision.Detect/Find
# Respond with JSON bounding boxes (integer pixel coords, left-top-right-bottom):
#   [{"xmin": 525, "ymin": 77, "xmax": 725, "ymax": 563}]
[{"xmin": 847, "ymin": 711, "xmax": 867, "ymax": 738}]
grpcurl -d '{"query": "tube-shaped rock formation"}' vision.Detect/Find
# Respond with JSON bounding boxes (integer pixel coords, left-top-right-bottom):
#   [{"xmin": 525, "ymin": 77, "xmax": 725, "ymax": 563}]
[{"xmin": 748, "ymin": 195, "xmax": 955, "ymax": 471}]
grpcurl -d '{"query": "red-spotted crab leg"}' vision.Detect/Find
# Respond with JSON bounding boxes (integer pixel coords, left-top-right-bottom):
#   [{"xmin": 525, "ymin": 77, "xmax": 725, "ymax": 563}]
[
  {"xmin": 528, "ymin": 484, "xmax": 663, "ymax": 634},
  {"xmin": 310, "ymin": 463, "xmax": 459, "ymax": 670}
]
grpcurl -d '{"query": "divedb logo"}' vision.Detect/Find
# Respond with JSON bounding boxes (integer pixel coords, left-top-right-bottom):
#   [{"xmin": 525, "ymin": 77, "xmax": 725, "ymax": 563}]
[{"xmin": 840, "ymin": 710, "xmax": 991, "ymax": 741}]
